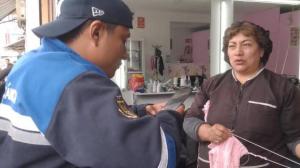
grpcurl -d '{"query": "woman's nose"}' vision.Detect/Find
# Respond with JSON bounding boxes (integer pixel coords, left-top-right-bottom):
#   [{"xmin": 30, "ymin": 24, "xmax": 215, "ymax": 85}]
[{"xmin": 235, "ymin": 45, "xmax": 243, "ymax": 55}]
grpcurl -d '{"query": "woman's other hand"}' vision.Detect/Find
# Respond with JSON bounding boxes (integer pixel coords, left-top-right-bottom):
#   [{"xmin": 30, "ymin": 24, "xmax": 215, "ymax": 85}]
[
  {"xmin": 198, "ymin": 123, "xmax": 232, "ymax": 144},
  {"xmin": 296, "ymin": 143, "xmax": 300, "ymax": 159}
]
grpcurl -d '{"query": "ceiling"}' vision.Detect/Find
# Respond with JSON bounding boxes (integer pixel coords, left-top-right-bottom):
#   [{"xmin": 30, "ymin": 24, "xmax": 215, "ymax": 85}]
[
  {"xmin": 4, "ymin": 37, "xmax": 24, "ymax": 52},
  {"xmin": 123, "ymin": 0, "xmax": 283, "ymax": 30},
  {"xmin": 124, "ymin": 0, "xmax": 210, "ymax": 14},
  {"xmin": 0, "ymin": 0, "xmax": 285, "ymax": 22},
  {"xmin": 123, "ymin": 0, "xmax": 280, "ymax": 15},
  {"xmin": 0, "ymin": 0, "xmax": 16, "ymax": 21}
]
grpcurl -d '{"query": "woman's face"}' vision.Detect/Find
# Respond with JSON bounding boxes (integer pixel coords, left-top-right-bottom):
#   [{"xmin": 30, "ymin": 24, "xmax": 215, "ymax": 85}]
[{"xmin": 227, "ymin": 32, "xmax": 264, "ymax": 76}]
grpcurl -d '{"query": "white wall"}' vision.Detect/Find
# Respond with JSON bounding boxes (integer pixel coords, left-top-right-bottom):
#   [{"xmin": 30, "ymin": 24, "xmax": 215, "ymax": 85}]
[
  {"xmin": 25, "ymin": 0, "xmax": 40, "ymax": 52},
  {"xmin": 128, "ymin": 8, "xmax": 209, "ymax": 79},
  {"xmin": 170, "ymin": 27, "xmax": 192, "ymax": 63},
  {"xmin": 0, "ymin": 14, "xmax": 23, "ymax": 58}
]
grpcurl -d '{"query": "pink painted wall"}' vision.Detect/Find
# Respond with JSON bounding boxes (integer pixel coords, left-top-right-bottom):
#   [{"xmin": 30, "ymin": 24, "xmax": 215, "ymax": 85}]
[
  {"xmin": 192, "ymin": 30, "xmax": 210, "ymax": 67},
  {"xmin": 242, "ymin": 8, "xmax": 300, "ymax": 76},
  {"xmin": 276, "ymin": 11, "xmax": 300, "ymax": 76},
  {"xmin": 241, "ymin": 8, "xmax": 281, "ymax": 73}
]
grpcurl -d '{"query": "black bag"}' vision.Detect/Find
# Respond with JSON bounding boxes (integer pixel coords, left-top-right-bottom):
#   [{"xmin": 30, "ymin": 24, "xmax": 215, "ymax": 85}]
[
  {"xmin": 0, "ymin": 65, "xmax": 13, "ymax": 101},
  {"xmin": 0, "ymin": 80, "xmax": 5, "ymax": 102}
]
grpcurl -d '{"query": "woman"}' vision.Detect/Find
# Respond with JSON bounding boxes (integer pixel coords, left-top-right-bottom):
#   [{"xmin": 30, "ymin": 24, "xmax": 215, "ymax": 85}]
[{"xmin": 183, "ymin": 21, "xmax": 300, "ymax": 167}]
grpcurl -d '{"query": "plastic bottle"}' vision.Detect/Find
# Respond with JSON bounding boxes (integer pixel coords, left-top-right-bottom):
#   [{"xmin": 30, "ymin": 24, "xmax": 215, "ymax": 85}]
[
  {"xmin": 147, "ymin": 81, "xmax": 153, "ymax": 93},
  {"xmin": 156, "ymin": 81, "xmax": 161, "ymax": 93},
  {"xmin": 152, "ymin": 80, "xmax": 157, "ymax": 93}
]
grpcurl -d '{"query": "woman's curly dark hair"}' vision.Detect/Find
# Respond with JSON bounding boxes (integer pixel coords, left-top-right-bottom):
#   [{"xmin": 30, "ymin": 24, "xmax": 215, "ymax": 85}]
[{"xmin": 222, "ymin": 21, "xmax": 273, "ymax": 66}]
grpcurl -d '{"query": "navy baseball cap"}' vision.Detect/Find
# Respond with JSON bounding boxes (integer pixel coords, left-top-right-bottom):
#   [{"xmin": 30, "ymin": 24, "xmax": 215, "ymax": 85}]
[{"xmin": 32, "ymin": 0, "xmax": 133, "ymax": 38}]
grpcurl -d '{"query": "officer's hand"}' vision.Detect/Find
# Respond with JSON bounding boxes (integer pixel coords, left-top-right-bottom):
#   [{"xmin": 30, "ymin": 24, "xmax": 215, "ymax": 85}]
[{"xmin": 145, "ymin": 102, "xmax": 166, "ymax": 116}]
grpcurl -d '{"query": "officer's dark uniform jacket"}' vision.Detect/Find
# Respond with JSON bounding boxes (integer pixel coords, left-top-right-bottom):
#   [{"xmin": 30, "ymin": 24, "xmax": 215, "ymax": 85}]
[
  {"xmin": 0, "ymin": 38, "xmax": 183, "ymax": 168},
  {"xmin": 183, "ymin": 69, "xmax": 300, "ymax": 168}
]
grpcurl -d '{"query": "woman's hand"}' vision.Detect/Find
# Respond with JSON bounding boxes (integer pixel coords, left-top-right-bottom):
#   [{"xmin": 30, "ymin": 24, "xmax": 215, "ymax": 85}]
[
  {"xmin": 198, "ymin": 123, "xmax": 232, "ymax": 144},
  {"xmin": 296, "ymin": 143, "xmax": 300, "ymax": 159}
]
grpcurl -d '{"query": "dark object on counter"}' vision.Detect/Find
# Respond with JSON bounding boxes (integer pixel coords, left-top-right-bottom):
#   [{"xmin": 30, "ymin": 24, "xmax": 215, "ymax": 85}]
[
  {"xmin": 190, "ymin": 76, "xmax": 196, "ymax": 87},
  {"xmin": 197, "ymin": 74, "xmax": 206, "ymax": 86},
  {"xmin": 177, "ymin": 77, "xmax": 181, "ymax": 87},
  {"xmin": 190, "ymin": 75, "xmax": 206, "ymax": 88}
]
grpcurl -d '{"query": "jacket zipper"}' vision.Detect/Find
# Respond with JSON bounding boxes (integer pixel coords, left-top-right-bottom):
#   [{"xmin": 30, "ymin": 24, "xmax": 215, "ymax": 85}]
[{"xmin": 232, "ymin": 85, "xmax": 243, "ymax": 130}]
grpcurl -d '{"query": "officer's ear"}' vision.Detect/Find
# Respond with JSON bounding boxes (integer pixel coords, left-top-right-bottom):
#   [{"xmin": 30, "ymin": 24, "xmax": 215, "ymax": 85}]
[{"xmin": 89, "ymin": 20, "xmax": 105, "ymax": 46}]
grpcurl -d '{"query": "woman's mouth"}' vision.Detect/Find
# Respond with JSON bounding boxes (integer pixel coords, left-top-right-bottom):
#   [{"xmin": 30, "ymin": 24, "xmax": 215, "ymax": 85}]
[{"xmin": 234, "ymin": 59, "xmax": 245, "ymax": 65}]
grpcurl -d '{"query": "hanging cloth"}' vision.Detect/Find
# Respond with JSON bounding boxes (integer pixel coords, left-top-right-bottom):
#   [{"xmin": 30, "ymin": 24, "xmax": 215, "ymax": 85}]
[
  {"xmin": 154, "ymin": 48, "xmax": 164, "ymax": 76},
  {"xmin": 157, "ymin": 55, "xmax": 164, "ymax": 76},
  {"xmin": 150, "ymin": 55, "xmax": 156, "ymax": 71}
]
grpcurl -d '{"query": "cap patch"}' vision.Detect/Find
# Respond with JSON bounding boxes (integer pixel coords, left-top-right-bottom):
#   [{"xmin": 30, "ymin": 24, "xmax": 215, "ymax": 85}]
[
  {"xmin": 116, "ymin": 96, "xmax": 138, "ymax": 119},
  {"xmin": 92, "ymin": 7, "xmax": 105, "ymax": 17}
]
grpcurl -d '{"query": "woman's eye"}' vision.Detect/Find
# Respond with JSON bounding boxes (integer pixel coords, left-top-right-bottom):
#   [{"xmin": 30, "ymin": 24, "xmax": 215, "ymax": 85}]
[
  {"xmin": 228, "ymin": 45, "xmax": 235, "ymax": 48},
  {"xmin": 243, "ymin": 43, "xmax": 251, "ymax": 47}
]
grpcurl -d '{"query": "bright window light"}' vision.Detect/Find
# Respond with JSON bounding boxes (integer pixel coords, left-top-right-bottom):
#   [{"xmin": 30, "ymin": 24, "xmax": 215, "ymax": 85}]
[{"xmin": 234, "ymin": 0, "xmax": 300, "ymax": 5}]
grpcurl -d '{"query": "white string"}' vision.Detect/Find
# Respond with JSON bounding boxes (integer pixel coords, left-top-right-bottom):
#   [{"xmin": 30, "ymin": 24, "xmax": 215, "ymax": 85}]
[
  {"xmin": 248, "ymin": 152, "xmax": 290, "ymax": 168},
  {"xmin": 232, "ymin": 133, "xmax": 300, "ymax": 167},
  {"xmin": 274, "ymin": 13, "xmax": 282, "ymax": 73},
  {"xmin": 281, "ymin": 47, "xmax": 290, "ymax": 74}
]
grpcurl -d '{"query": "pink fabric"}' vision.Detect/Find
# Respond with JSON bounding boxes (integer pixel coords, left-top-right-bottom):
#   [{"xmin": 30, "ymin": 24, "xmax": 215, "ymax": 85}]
[
  {"xmin": 202, "ymin": 100, "xmax": 210, "ymax": 122},
  {"xmin": 208, "ymin": 136, "xmax": 248, "ymax": 168},
  {"xmin": 203, "ymin": 100, "xmax": 249, "ymax": 167}
]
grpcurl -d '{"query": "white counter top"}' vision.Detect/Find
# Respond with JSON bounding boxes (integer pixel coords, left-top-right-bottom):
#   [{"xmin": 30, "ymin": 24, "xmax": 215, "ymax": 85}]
[
  {"xmin": 126, "ymin": 90, "xmax": 197, "ymax": 107},
  {"xmin": 134, "ymin": 90, "xmax": 197, "ymax": 96},
  {"xmin": 122, "ymin": 89, "xmax": 197, "ymax": 107},
  {"xmin": 134, "ymin": 92, "xmax": 175, "ymax": 96}
]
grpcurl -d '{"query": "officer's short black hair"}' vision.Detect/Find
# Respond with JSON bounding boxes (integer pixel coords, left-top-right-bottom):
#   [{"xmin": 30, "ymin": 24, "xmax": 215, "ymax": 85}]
[{"xmin": 57, "ymin": 19, "xmax": 117, "ymax": 43}]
